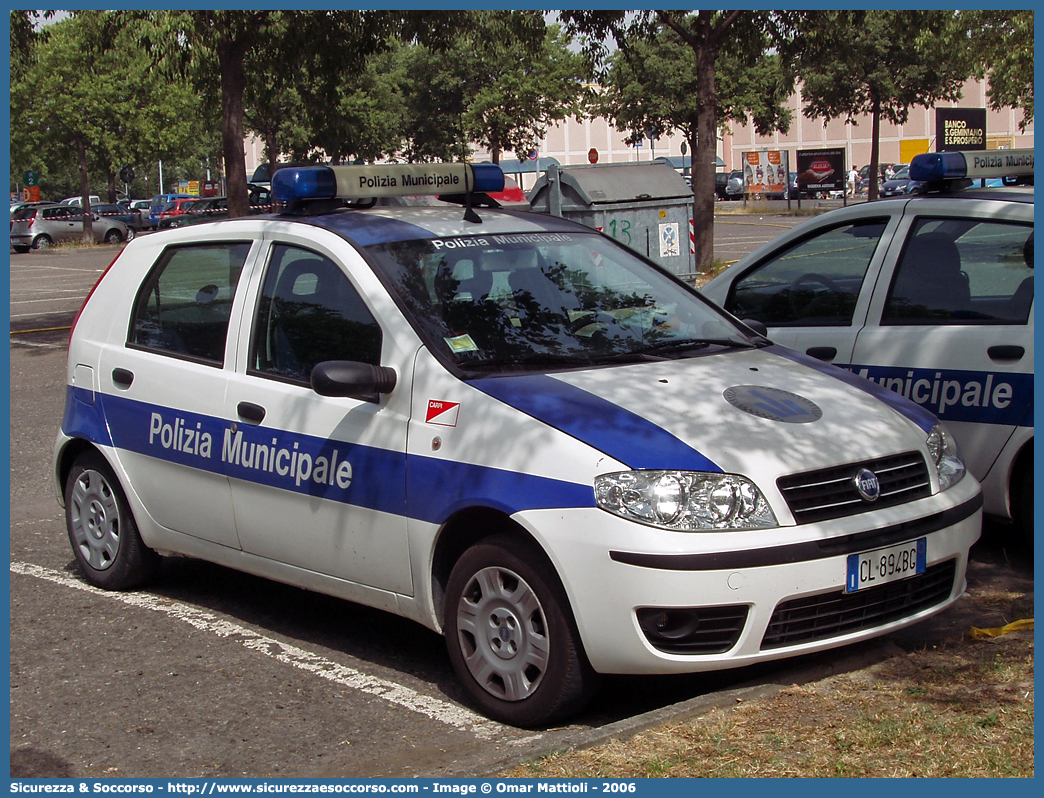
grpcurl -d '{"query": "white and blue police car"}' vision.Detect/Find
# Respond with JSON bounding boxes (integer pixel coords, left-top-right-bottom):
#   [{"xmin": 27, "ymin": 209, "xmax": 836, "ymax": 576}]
[
  {"xmin": 704, "ymin": 149, "xmax": 1033, "ymax": 546},
  {"xmin": 55, "ymin": 162, "xmax": 981, "ymax": 727}
]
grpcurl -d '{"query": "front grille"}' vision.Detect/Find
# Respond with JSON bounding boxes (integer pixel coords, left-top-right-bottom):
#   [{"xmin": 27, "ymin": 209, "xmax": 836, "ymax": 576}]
[
  {"xmin": 760, "ymin": 559, "xmax": 956, "ymax": 650},
  {"xmin": 777, "ymin": 451, "xmax": 931, "ymax": 524},
  {"xmin": 637, "ymin": 605, "xmax": 749, "ymax": 655}
]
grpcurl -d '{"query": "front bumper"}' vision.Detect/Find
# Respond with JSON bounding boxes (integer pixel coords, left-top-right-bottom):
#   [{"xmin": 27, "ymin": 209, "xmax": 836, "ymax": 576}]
[{"xmin": 517, "ymin": 476, "xmax": 982, "ymax": 675}]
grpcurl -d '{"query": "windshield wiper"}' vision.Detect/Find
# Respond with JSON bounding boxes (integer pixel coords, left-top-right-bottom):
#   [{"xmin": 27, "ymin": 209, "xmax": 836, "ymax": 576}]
[
  {"xmin": 633, "ymin": 337, "xmax": 761, "ymax": 356},
  {"xmin": 459, "ymin": 353, "xmax": 590, "ymax": 371}
]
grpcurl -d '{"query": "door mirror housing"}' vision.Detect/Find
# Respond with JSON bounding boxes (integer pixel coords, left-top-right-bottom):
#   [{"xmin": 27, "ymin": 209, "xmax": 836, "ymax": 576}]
[{"xmin": 310, "ymin": 361, "xmax": 396, "ymax": 403}]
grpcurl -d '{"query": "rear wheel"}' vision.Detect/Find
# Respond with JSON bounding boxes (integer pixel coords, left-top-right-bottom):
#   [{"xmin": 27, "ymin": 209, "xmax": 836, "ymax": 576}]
[
  {"xmin": 445, "ymin": 534, "xmax": 596, "ymax": 727},
  {"xmin": 13, "ymin": 245, "xmax": 30, "ymax": 253},
  {"xmin": 31, "ymin": 234, "xmax": 52, "ymax": 250},
  {"xmin": 64, "ymin": 450, "xmax": 160, "ymax": 589}
]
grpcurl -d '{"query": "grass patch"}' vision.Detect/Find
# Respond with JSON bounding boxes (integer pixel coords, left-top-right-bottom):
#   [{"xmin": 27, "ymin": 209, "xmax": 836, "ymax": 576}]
[{"xmin": 500, "ymin": 626, "xmax": 1033, "ymax": 778}]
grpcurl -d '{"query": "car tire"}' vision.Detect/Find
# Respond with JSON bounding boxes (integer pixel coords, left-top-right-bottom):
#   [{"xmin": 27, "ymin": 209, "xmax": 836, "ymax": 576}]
[
  {"xmin": 31, "ymin": 234, "xmax": 52, "ymax": 250},
  {"xmin": 125, "ymin": 228, "xmax": 135, "ymax": 241},
  {"xmin": 1016, "ymin": 463, "xmax": 1033, "ymax": 548},
  {"xmin": 64, "ymin": 450, "xmax": 161, "ymax": 590},
  {"xmin": 104, "ymin": 229, "xmax": 124, "ymax": 245},
  {"xmin": 444, "ymin": 533, "xmax": 597, "ymax": 727},
  {"xmin": 13, "ymin": 245, "xmax": 30, "ymax": 253}
]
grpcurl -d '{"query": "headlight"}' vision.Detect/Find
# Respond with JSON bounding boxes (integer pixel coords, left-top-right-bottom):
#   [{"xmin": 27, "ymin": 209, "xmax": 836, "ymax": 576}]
[
  {"xmin": 593, "ymin": 471, "xmax": 778, "ymax": 531},
  {"xmin": 926, "ymin": 424, "xmax": 966, "ymax": 491}
]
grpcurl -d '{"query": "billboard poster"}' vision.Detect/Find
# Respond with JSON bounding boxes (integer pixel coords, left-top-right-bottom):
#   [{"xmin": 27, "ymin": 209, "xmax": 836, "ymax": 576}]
[
  {"xmin": 741, "ymin": 150, "xmax": 788, "ymax": 196},
  {"xmin": 937, "ymin": 108, "xmax": 986, "ymax": 151},
  {"xmin": 796, "ymin": 148, "xmax": 846, "ymax": 193}
]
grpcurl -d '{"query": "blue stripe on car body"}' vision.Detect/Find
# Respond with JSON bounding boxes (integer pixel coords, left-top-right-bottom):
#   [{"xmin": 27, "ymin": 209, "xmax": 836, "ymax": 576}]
[
  {"xmin": 766, "ymin": 345, "xmax": 938, "ymax": 433},
  {"xmin": 69, "ymin": 391, "xmax": 596, "ymax": 524},
  {"xmin": 469, "ymin": 373, "xmax": 722, "ymax": 473}
]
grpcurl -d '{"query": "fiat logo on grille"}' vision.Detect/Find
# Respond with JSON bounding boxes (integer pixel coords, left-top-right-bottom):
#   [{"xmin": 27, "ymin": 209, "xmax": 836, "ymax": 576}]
[{"xmin": 854, "ymin": 468, "xmax": 881, "ymax": 502}]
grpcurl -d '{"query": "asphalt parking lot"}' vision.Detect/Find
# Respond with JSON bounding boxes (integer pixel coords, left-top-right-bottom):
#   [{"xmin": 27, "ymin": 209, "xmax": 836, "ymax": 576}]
[{"xmin": 8, "ymin": 221, "xmax": 1032, "ymax": 778}]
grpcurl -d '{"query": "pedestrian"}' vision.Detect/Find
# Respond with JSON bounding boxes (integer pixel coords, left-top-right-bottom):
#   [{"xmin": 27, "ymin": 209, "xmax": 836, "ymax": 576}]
[{"xmin": 848, "ymin": 166, "xmax": 858, "ymax": 197}]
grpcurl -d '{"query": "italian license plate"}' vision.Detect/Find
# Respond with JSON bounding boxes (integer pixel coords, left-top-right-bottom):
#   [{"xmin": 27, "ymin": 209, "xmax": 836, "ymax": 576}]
[{"xmin": 845, "ymin": 538, "xmax": 926, "ymax": 593}]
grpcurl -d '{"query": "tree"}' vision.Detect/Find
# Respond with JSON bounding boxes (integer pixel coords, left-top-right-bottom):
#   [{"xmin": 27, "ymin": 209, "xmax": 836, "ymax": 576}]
[
  {"xmin": 954, "ymin": 11, "xmax": 1033, "ymax": 130},
  {"xmin": 11, "ymin": 12, "xmax": 210, "ymax": 203},
  {"xmin": 395, "ymin": 13, "xmax": 575, "ymax": 164},
  {"xmin": 462, "ymin": 22, "xmax": 585, "ymax": 164},
  {"xmin": 564, "ymin": 11, "xmax": 780, "ymax": 274},
  {"xmin": 306, "ymin": 42, "xmax": 408, "ymax": 164},
  {"xmin": 782, "ymin": 10, "xmax": 971, "ymax": 200},
  {"xmin": 597, "ymin": 27, "xmax": 793, "ymax": 180}
]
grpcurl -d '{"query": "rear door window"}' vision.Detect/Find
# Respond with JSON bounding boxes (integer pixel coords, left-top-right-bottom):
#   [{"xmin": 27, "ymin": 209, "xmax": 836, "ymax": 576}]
[{"xmin": 129, "ymin": 242, "xmax": 251, "ymax": 365}]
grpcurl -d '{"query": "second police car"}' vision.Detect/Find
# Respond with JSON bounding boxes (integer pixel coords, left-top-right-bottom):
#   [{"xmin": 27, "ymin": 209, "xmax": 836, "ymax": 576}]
[
  {"xmin": 704, "ymin": 149, "xmax": 1033, "ymax": 545},
  {"xmin": 55, "ymin": 161, "xmax": 981, "ymax": 727}
]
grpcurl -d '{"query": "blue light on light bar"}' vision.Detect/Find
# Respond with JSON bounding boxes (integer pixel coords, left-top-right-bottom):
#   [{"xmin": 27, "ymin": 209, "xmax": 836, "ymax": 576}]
[
  {"xmin": 271, "ymin": 163, "xmax": 505, "ymax": 204},
  {"xmin": 910, "ymin": 149, "xmax": 1034, "ymax": 182},
  {"xmin": 909, "ymin": 152, "xmax": 967, "ymax": 182},
  {"xmin": 271, "ymin": 166, "xmax": 338, "ymax": 203}
]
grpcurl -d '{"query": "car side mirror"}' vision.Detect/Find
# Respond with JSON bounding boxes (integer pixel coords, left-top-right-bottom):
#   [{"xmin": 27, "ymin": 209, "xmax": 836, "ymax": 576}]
[
  {"xmin": 310, "ymin": 361, "xmax": 396, "ymax": 403},
  {"xmin": 740, "ymin": 318, "xmax": 769, "ymax": 337},
  {"xmin": 92, "ymin": 213, "xmax": 100, "ymax": 221}
]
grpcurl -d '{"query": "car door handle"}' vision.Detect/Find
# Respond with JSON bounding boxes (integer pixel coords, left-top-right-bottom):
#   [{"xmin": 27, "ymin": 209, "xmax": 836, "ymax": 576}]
[
  {"xmin": 988, "ymin": 345, "xmax": 1025, "ymax": 362},
  {"xmin": 237, "ymin": 402, "xmax": 266, "ymax": 424},
  {"xmin": 805, "ymin": 346, "xmax": 837, "ymax": 361},
  {"xmin": 111, "ymin": 368, "xmax": 134, "ymax": 387}
]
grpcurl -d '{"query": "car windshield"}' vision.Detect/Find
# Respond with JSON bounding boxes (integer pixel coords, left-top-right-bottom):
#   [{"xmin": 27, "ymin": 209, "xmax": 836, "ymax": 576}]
[{"xmin": 367, "ymin": 231, "xmax": 760, "ymax": 373}]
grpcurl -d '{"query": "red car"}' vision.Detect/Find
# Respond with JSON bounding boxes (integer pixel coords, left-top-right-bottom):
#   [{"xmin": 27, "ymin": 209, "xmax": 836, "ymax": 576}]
[{"xmin": 157, "ymin": 197, "xmax": 203, "ymax": 229}]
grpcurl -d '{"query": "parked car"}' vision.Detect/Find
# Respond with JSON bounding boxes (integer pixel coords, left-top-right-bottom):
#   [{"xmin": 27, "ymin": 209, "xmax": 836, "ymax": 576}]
[
  {"xmin": 878, "ymin": 166, "xmax": 921, "ymax": 198},
  {"xmin": 702, "ymin": 149, "xmax": 1034, "ymax": 542},
  {"xmin": 149, "ymin": 193, "xmax": 197, "ymax": 228},
  {"xmin": 10, "ymin": 203, "xmax": 130, "ymax": 251},
  {"xmin": 163, "ymin": 197, "xmax": 228, "ymax": 228},
  {"xmin": 156, "ymin": 197, "xmax": 206, "ymax": 229},
  {"xmin": 128, "ymin": 199, "xmax": 154, "ymax": 230},
  {"xmin": 714, "ymin": 172, "xmax": 730, "ymax": 200},
  {"xmin": 91, "ymin": 203, "xmax": 139, "ymax": 236},
  {"xmin": 725, "ymin": 169, "xmax": 744, "ymax": 200},
  {"xmin": 60, "ymin": 194, "xmax": 101, "ymax": 206},
  {"xmin": 53, "ymin": 161, "xmax": 981, "ymax": 728}
]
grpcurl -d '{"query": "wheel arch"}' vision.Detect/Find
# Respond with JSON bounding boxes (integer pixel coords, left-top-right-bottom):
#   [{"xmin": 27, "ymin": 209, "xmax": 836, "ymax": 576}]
[
  {"xmin": 54, "ymin": 438, "xmax": 116, "ymax": 508},
  {"xmin": 430, "ymin": 506, "xmax": 559, "ymax": 631}
]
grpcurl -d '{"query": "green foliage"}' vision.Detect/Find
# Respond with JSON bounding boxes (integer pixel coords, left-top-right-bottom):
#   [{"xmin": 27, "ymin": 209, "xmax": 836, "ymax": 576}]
[
  {"xmin": 598, "ymin": 25, "xmax": 793, "ymax": 146},
  {"xmin": 954, "ymin": 11, "xmax": 1033, "ymax": 129},
  {"xmin": 787, "ymin": 11, "xmax": 969, "ymax": 127},
  {"xmin": 10, "ymin": 12, "xmax": 211, "ymax": 201},
  {"xmin": 398, "ymin": 16, "xmax": 584, "ymax": 164}
]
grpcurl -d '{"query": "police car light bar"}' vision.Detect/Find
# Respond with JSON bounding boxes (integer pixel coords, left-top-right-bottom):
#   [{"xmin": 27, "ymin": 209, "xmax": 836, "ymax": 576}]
[
  {"xmin": 272, "ymin": 163, "xmax": 505, "ymax": 204},
  {"xmin": 910, "ymin": 149, "xmax": 1034, "ymax": 182}
]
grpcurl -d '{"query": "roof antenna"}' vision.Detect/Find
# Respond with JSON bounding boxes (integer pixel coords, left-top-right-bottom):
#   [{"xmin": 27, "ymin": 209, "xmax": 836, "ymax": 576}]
[{"xmin": 463, "ymin": 164, "xmax": 481, "ymax": 224}]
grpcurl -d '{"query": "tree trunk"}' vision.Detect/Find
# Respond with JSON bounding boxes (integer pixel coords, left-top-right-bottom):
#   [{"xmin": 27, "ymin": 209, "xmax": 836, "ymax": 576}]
[
  {"xmin": 264, "ymin": 124, "xmax": 280, "ymax": 181},
  {"xmin": 693, "ymin": 43, "xmax": 717, "ymax": 275},
  {"xmin": 218, "ymin": 33, "xmax": 250, "ymax": 218},
  {"xmin": 75, "ymin": 134, "xmax": 93, "ymax": 245},
  {"xmin": 107, "ymin": 172, "xmax": 117, "ymax": 204},
  {"xmin": 868, "ymin": 96, "xmax": 881, "ymax": 201}
]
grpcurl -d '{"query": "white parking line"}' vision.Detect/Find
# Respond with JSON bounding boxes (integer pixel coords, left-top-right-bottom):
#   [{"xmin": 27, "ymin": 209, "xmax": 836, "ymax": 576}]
[{"xmin": 10, "ymin": 560, "xmax": 506, "ymax": 740}]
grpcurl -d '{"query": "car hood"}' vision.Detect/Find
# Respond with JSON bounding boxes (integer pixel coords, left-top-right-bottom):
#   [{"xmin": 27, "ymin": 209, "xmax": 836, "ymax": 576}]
[{"xmin": 471, "ymin": 346, "xmax": 934, "ymax": 482}]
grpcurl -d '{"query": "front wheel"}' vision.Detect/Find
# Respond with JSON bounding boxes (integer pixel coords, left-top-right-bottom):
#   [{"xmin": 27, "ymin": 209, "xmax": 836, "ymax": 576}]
[
  {"xmin": 64, "ymin": 450, "xmax": 160, "ymax": 589},
  {"xmin": 1016, "ymin": 464, "xmax": 1033, "ymax": 548},
  {"xmin": 445, "ymin": 534, "xmax": 596, "ymax": 727}
]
